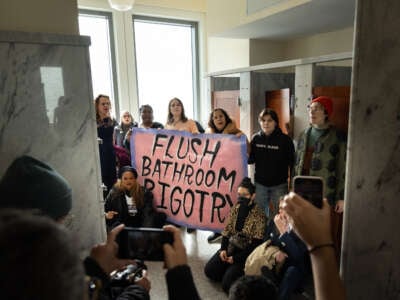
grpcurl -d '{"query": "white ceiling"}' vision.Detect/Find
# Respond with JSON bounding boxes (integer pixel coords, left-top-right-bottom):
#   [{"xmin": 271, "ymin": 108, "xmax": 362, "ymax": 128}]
[{"xmin": 217, "ymin": 0, "xmax": 356, "ymax": 40}]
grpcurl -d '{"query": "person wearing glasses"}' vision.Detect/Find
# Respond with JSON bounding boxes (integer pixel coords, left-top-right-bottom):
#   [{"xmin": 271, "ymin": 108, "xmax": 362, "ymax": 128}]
[
  {"xmin": 293, "ymin": 96, "xmax": 347, "ymax": 262},
  {"xmin": 114, "ymin": 110, "xmax": 138, "ymax": 148}
]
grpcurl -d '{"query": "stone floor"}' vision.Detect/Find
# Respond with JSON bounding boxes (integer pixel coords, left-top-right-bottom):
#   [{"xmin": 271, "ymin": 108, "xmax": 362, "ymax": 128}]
[
  {"xmin": 146, "ymin": 228, "xmax": 314, "ymax": 299},
  {"xmin": 146, "ymin": 228, "xmax": 227, "ymax": 299}
]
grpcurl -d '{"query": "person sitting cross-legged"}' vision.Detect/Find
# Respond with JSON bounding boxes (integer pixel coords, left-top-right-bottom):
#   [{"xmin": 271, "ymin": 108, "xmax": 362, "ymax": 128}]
[{"xmin": 204, "ymin": 177, "xmax": 267, "ymax": 294}]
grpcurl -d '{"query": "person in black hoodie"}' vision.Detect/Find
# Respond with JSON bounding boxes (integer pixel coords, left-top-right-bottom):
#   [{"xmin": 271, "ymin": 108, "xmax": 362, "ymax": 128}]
[{"xmin": 248, "ymin": 108, "xmax": 295, "ymax": 219}]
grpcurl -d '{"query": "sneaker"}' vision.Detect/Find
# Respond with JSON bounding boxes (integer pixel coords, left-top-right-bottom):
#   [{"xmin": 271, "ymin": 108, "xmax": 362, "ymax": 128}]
[
  {"xmin": 186, "ymin": 228, "xmax": 196, "ymax": 233},
  {"xmin": 207, "ymin": 232, "xmax": 222, "ymax": 243}
]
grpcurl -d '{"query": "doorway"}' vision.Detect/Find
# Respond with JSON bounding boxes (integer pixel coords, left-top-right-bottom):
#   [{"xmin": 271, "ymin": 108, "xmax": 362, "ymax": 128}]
[{"xmin": 265, "ymin": 88, "xmax": 291, "ymax": 135}]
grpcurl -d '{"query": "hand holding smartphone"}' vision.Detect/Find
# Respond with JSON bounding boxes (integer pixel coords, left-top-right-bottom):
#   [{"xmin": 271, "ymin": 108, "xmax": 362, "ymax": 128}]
[
  {"xmin": 117, "ymin": 227, "xmax": 174, "ymax": 261},
  {"xmin": 293, "ymin": 176, "xmax": 324, "ymax": 208}
]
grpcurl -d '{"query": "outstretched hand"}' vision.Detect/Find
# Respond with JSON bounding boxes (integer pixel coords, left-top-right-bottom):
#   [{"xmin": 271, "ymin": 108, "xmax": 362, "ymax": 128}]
[
  {"xmin": 281, "ymin": 192, "xmax": 332, "ymax": 249},
  {"xmin": 163, "ymin": 225, "xmax": 188, "ymax": 269},
  {"xmin": 90, "ymin": 224, "xmax": 135, "ymax": 274}
]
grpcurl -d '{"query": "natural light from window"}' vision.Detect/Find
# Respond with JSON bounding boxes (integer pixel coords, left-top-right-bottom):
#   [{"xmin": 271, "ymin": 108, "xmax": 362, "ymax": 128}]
[
  {"xmin": 134, "ymin": 19, "xmax": 196, "ymax": 124},
  {"xmin": 79, "ymin": 13, "xmax": 116, "ymax": 118}
]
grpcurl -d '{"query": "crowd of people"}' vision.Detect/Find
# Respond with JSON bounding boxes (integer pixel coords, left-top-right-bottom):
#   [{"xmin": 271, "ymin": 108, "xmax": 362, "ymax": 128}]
[{"xmin": 0, "ymin": 94, "xmax": 347, "ymax": 299}]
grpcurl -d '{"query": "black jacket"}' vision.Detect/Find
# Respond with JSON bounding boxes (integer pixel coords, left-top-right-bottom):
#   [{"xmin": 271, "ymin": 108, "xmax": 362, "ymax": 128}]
[
  {"xmin": 105, "ymin": 187, "xmax": 165, "ymax": 229},
  {"xmin": 84, "ymin": 257, "xmax": 149, "ymax": 300},
  {"xmin": 165, "ymin": 265, "xmax": 200, "ymax": 300},
  {"xmin": 248, "ymin": 128, "xmax": 295, "ymax": 187},
  {"xmin": 265, "ymin": 220, "xmax": 309, "ymax": 277}
]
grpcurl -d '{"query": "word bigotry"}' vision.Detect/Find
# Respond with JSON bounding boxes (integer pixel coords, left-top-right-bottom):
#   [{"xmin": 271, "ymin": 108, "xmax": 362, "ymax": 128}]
[{"xmin": 131, "ymin": 129, "xmax": 247, "ymax": 231}]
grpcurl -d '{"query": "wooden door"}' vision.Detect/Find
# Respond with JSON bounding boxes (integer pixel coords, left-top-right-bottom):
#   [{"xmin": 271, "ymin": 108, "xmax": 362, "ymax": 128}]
[
  {"xmin": 312, "ymin": 86, "xmax": 350, "ymax": 133},
  {"xmin": 265, "ymin": 88, "xmax": 291, "ymax": 135},
  {"xmin": 212, "ymin": 90, "xmax": 240, "ymax": 127}
]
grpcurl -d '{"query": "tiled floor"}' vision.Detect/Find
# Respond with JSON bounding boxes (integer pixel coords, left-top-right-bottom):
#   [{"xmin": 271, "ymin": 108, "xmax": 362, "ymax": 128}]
[{"xmin": 146, "ymin": 228, "xmax": 227, "ymax": 299}]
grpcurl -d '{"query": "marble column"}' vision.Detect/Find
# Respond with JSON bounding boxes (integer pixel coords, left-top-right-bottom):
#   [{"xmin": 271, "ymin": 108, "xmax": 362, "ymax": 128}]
[
  {"xmin": 341, "ymin": 0, "xmax": 400, "ymax": 298},
  {"xmin": 294, "ymin": 64, "xmax": 314, "ymax": 139},
  {"xmin": 0, "ymin": 31, "xmax": 106, "ymax": 249}
]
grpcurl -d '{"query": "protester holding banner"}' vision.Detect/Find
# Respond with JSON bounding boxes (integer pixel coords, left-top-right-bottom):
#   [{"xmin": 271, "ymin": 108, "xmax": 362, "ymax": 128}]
[
  {"xmin": 248, "ymin": 108, "xmax": 295, "ymax": 219},
  {"xmin": 95, "ymin": 94, "xmax": 118, "ymax": 195},
  {"xmin": 105, "ymin": 166, "xmax": 166, "ymax": 231},
  {"xmin": 139, "ymin": 104, "xmax": 164, "ymax": 129},
  {"xmin": 164, "ymin": 97, "xmax": 199, "ymax": 233},
  {"xmin": 165, "ymin": 97, "xmax": 199, "ymax": 134},
  {"xmin": 205, "ymin": 107, "xmax": 250, "ymax": 243},
  {"xmin": 204, "ymin": 177, "xmax": 267, "ymax": 294}
]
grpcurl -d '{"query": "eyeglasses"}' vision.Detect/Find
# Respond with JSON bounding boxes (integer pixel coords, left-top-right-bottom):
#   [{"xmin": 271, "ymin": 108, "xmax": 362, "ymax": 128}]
[{"xmin": 307, "ymin": 105, "xmax": 324, "ymax": 113}]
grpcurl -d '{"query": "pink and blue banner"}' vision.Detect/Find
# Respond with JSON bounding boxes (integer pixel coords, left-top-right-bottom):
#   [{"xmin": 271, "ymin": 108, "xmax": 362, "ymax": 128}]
[{"xmin": 130, "ymin": 128, "xmax": 248, "ymax": 231}]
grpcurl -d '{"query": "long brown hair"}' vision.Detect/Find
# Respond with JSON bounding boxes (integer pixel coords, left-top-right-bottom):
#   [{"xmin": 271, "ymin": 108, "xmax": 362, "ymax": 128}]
[
  {"xmin": 114, "ymin": 177, "xmax": 145, "ymax": 208},
  {"xmin": 94, "ymin": 94, "xmax": 111, "ymax": 124},
  {"xmin": 166, "ymin": 97, "xmax": 188, "ymax": 125},
  {"xmin": 207, "ymin": 108, "xmax": 233, "ymax": 133}
]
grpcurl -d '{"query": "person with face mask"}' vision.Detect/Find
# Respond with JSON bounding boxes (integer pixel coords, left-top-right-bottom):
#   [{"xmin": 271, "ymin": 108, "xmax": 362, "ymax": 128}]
[{"xmin": 204, "ymin": 177, "xmax": 267, "ymax": 294}]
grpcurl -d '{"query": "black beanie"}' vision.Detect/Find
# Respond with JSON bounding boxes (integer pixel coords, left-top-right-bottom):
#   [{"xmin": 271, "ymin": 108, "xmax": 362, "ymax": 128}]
[
  {"xmin": 118, "ymin": 166, "xmax": 138, "ymax": 179},
  {"xmin": 0, "ymin": 156, "xmax": 72, "ymax": 220}
]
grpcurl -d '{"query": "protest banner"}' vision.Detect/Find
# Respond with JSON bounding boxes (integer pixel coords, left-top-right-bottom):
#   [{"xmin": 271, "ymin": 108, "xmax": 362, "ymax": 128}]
[{"xmin": 131, "ymin": 128, "xmax": 247, "ymax": 231}]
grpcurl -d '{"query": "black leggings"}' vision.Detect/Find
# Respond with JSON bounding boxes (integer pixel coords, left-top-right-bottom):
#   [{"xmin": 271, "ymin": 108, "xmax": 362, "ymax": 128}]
[{"xmin": 204, "ymin": 251, "xmax": 244, "ymax": 294}]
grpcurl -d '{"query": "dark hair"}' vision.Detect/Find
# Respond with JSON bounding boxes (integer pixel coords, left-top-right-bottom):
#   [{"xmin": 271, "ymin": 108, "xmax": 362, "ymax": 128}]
[
  {"xmin": 239, "ymin": 177, "xmax": 256, "ymax": 195},
  {"xmin": 139, "ymin": 104, "xmax": 153, "ymax": 114},
  {"xmin": 207, "ymin": 108, "xmax": 233, "ymax": 133},
  {"xmin": 0, "ymin": 209, "xmax": 84, "ymax": 300},
  {"xmin": 228, "ymin": 275, "xmax": 277, "ymax": 300},
  {"xmin": 258, "ymin": 108, "xmax": 280, "ymax": 129},
  {"xmin": 118, "ymin": 166, "xmax": 138, "ymax": 179},
  {"xmin": 167, "ymin": 97, "xmax": 188, "ymax": 124}
]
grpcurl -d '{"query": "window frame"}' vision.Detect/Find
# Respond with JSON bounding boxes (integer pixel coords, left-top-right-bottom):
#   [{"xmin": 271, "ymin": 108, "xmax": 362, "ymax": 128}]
[
  {"xmin": 132, "ymin": 15, "xmax": 200, "ymax": 118},
  {"xmin": 78, "ymin": 9, "xmax": 120, "ymax": 117}
]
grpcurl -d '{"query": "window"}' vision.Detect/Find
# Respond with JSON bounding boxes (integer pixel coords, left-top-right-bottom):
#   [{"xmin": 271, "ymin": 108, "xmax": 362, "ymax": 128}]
[
  {"xmin": 78, "ymin": 10, "xmax": 119, "ymax": 118},
  {"xmin": 133, "ymin": 16, "xmax": 199, "ymax": 123}
]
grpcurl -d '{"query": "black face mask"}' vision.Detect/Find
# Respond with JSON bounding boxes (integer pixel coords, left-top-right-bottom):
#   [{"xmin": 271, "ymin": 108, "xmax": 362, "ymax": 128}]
[{"xmin": 238, "ymin": 196, "xmax": 251, "ymax": 205}]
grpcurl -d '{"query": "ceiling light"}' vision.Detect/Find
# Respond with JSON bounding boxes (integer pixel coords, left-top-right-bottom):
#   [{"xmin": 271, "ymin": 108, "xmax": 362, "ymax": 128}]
[{"xmin": 108, "ymin": 0, "xmax": 135, "ymax": 11}]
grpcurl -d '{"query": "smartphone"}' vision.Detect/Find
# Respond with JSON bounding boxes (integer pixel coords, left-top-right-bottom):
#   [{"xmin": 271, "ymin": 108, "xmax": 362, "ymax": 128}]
[
  {"xmin": 293, "ymin": 176, "xmax": 324, "ymax": 208},
  {"xmin": 117, "ymin": 227, "xmax": 173, "ymax": 261}
]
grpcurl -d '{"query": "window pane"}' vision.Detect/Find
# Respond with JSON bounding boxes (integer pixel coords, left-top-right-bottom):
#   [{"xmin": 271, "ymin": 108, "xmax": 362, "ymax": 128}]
[
  {"xmin": 134, "ymin": 18, "xmax": 196, "ymax": 124},
  {"xmin": 79, "ymin": 12, "xmax": 117, "ymax": 118}
]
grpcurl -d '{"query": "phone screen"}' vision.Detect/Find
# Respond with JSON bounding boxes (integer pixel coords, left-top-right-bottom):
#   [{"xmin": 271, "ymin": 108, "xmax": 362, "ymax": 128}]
[
  {"xmin": 117, "ymin": 227, "xmax": 173, "ymax": 261},
  {"xmin": 293, "ymin": 176, "xmax": 324, "ymax": 208}
]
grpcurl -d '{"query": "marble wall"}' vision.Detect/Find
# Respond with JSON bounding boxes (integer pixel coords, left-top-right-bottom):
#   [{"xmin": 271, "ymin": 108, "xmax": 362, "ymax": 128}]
[
  {"xmin": 342, "ymin": 0, "xmax": 400, "ymax": 298},
  {"xmin": 0, "ymin": 31, "xmax": 106, "ymax": 249}
]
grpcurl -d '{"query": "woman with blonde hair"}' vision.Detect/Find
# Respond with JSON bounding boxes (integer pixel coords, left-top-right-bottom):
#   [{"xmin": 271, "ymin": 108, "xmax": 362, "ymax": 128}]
[{"xmin": 114, "ymin": 110, "xmax": 137, "ymax": 147}]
